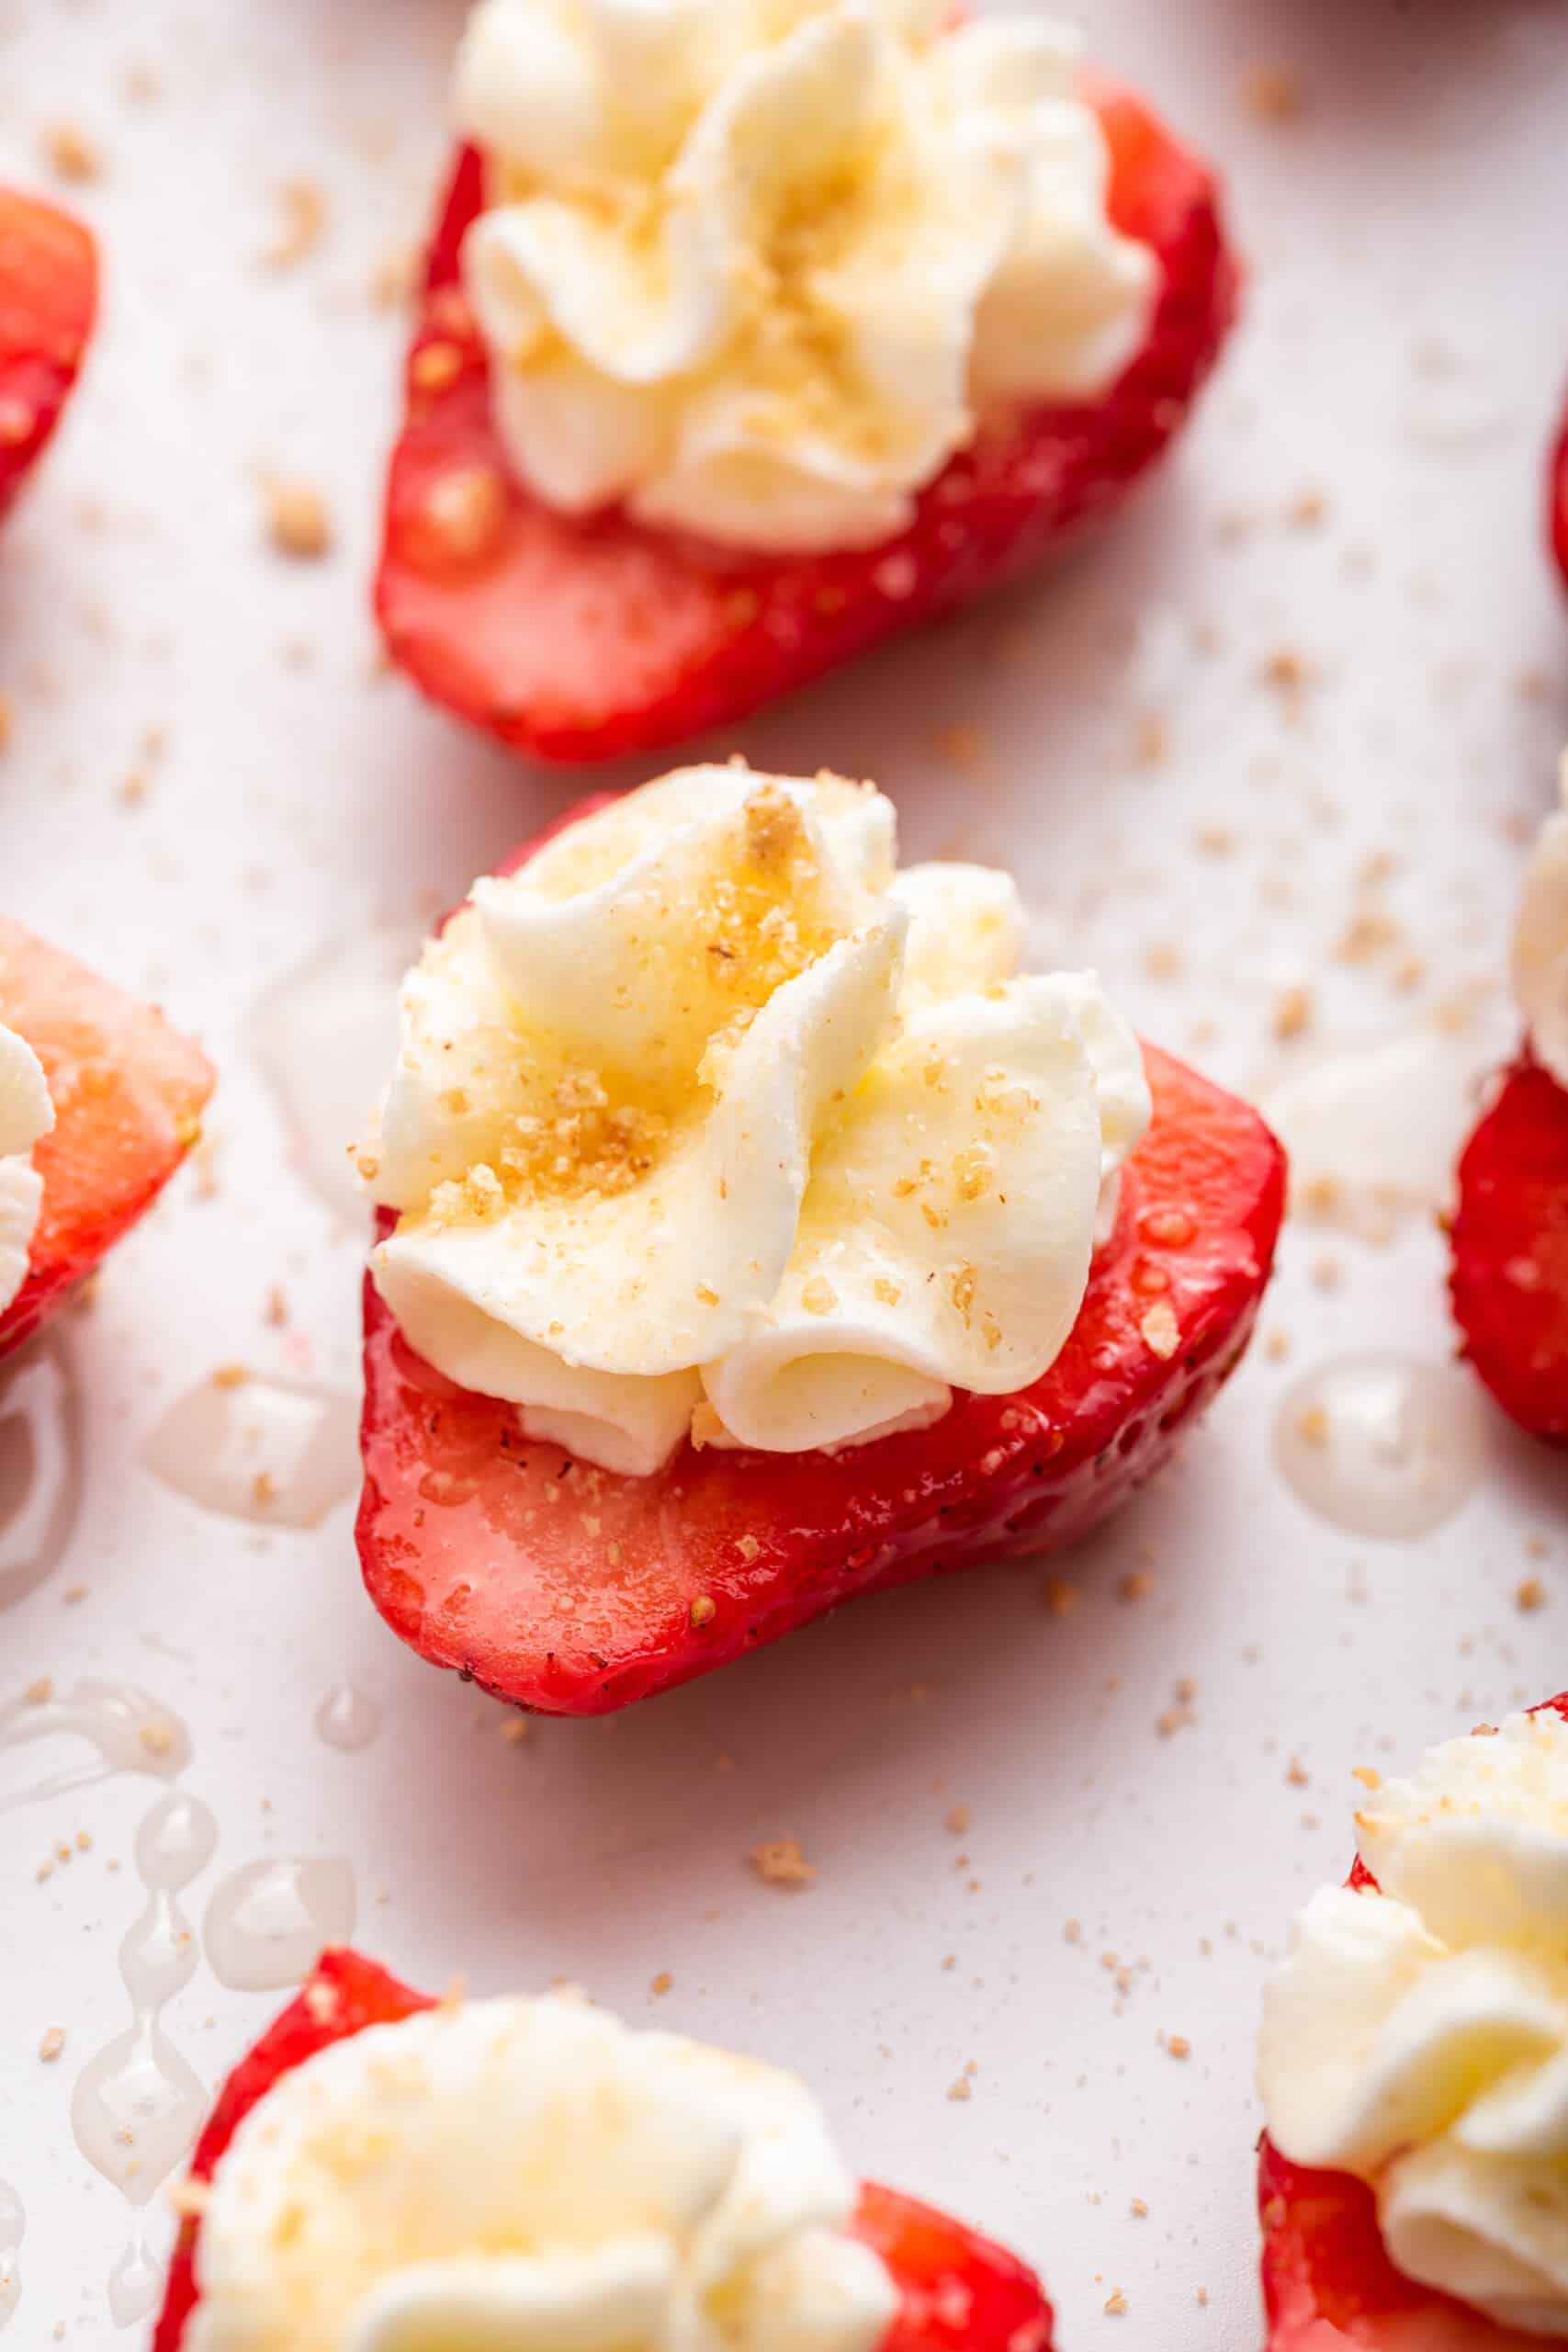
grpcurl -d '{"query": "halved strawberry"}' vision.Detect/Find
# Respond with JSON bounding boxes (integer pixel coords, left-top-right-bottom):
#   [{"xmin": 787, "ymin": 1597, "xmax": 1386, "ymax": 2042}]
[
  {"xmin": 376, "ymin": 80, "xmax": 1237, "ymax": 763},
  {"xmin": 1258, "ymin": 1694, "xmax": 1568, "ymax": 2351},
  {"xmin": 1449, "ymin": 1050, "xmax": 1568, "ymax": 1444},
  {"xmin": 153, "ymin": 1947, "xmax": 1055, "ymax": 2352},
  {"xmin": 0, "ymin": 187, "xmax": 96, "ymax": 520},
  {"xmin": 1550, "ymin": 398, "xmax": 1568, "ymax": 592},
  {"xmin": 0, "ymin": 921, "xmax": 214, "ymax": 1355},
  {"xmin": 355, "ymin": 805, "xmax": 1285, "ymax": 1718}
]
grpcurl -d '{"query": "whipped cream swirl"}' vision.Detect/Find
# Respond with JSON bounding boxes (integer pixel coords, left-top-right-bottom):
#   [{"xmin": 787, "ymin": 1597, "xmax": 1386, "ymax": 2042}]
[
  {"xmin": 0, "ymin": 1021, "xmax": 53, "ymax": 1317},
  {"xmin": 1259, "ymin": 1707, "xmax": 1568, "ymax": 2337},
  {"xmin": 186, "ymin": 1987, "xmax": 898, "ymax": 2352},
  {"xmin": 367, "ymin": 765, "xmax": 1149, "ymax": 1476},
  {"xmin": 455, "ymin": 0, "xmax": 1156, "ymax": 553}
]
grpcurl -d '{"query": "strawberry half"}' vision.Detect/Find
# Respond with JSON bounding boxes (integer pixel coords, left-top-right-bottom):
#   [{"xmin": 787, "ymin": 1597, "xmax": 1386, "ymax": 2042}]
[
  {"xmin": 355, "ymin": 803, "xmax": 1285, "ymax": 1718},
  {"xmin": 1258, "ymin": 1693, "xmax": 1568, "ymax": 2351},
  {"xmin": 1449, "ymin": 1050, "xmax": 1568, "ymax": 1444},
  {"xmin": 376, "ymin": 79, "xmax": 1237, "ymax": 763},
  {"xmin": 0, "ymin": 187, "xmax": 96, "ymax": 521},
  {"xmin": 1551, "ymin": 397, "xmax": 1568, "ymax": 593},
  {"xmin": 153, "ymin": 1947, "xmax": 1056, "ymax": 2352},
  {"xmin": 0, "ymin": 921, "xmax": 214, "ymax": 1355}
]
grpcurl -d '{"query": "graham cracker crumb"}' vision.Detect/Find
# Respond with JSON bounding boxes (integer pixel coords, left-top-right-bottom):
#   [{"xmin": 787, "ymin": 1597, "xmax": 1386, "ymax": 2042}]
[
  {"xmin": 265, "ymin": 179, "xmax": 327, "ymax": 269},
  {"xmin": 1352, "ymin": 1765, "xmax": 1382, "ymax": 1791},
  {"xmin": 750, "ymin": 1835, "xmax": 815, "ymax": 1890},
  {"xmin": 211, "ymin": 1363, "xmax": 250, "ymax": 1390},
  {"xmin": 1104, "ymin": 2288, "xmax": 1129, "ymax": 2316},
  {"xmin": 43, "ymin": 123, "xmax": 102, "ymax": 182},
  {"xmin": 1130, "ymin": 2198, "xmax": 1148, "ymax": 2218},
  {"xmin": 933, "ymin": 721, "xmax": 992, "ymax": 775},
  {"xmin": 499, "ymin": 1716, "xmax": 532, "ymax": 1747},
  {"xmin": 265, "ymin": 480, "xmax": 333, "ymax": 560},
  {"xmin": 39, "ymin": 2026, "xmax": 66, "ymax": 2063},
  {"xmin": 944, "ymin": 1805, "xmax": 970, "ymax": 1836},
  {"xmin": 650, "ymin": 1971, "xmax": 673, "ymax": 1996},
  {"xmin": 1272, "ymin": 984, "xmax": 1314, "ymax": 1041},
  {"xmin": 1119, "ymin": 1571, "xmax": 1155, "ymax": 1603},
  {"xmin": 1516, "ymin": 1577, "xmax": 1547, "ymax": 1612},
  {"xmin": 946, "ymin": 2075, "xmax": 973, "ymax": 2102},
  {"xmin": 1166, "ymin": 2033, "xmax": 1191, "ymax": 2060},
  {"xmin": 24, "ymin": 1677, "xmax": 52, "ymax": 1705},
  {"xmin": 1243, "ymin": 65, "xmax": 1304, "ymax": 122},
  {"xmin": 1043, "ymin": 1577, "xmax": 1078, "ymax": 1617}
]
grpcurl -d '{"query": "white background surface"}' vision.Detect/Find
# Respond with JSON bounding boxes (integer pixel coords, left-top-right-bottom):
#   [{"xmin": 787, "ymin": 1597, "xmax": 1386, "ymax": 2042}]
[{"xmin": 3, "ymin": 0, "xmax": 1567, "ymax": 2343}]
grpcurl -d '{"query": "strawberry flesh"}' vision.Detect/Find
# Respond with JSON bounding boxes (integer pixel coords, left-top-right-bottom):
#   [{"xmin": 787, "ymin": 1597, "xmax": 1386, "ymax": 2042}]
[
  {"xmin": 1450, "ymin": 1050, "xmax": 1568, "ymax": 1444},
  {"xmin": 0, "ymin": 187, "xmax": 96, "ymax": 520},
  {"xmin": 377, "ymin": 81, "xmax": 1238, "ymax": 763},
  {"xmin": 0, "ymin": 921, "xmax": 214, "ymax": 1355},
  {"xmin": 1258, "ymin": 1695, "xmax": 1568, "ymax": 2349},
  {"xmin": 153, "ymin": 1948, "xmax": 1055, "ymax": 2352},
  {"xmin": 355, "ymin": 804, "xmax": 1285, "ymax": 1717}
]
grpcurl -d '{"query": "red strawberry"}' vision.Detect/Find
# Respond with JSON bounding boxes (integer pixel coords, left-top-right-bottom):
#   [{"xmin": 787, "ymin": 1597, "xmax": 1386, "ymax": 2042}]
[
  {"xmin": 0, "ymin": 187, "xmax": 96, "ymax": 521},
  {"xmin": 1450, "ymin": 1050, "xmax": 1568, "ymax": 1444},
  {"xmin": 355, "ymin": 802, "xmax": 1285, "ymax": 1718},
  {"xmin": 153, "ymin": 1948, "xmax": 1055, "ymax": 2352},
  {"xmin": 1258, "ymin": 1694, "xmax": 1568, "ymax": 2350},
  {"xmin": 376, "ymin": 79, "xmax": 1237, "ymax": 763},
  {"xmin": 0, "ymin": 921, "xmax": 214, "ymax": 1355},
  {"xmin": 1551, "ymin": 398, "xmax": 1568, "ymax": 592}
]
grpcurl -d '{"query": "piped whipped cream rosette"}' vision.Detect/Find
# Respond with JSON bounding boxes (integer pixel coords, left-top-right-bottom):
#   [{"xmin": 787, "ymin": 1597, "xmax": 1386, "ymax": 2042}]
[
  {"xmin": 365, "ymin": 765, "xmax": 1149, "ymax": 1476},
  {"xmin": 1259, "ymin": 1706, "xmax": 1568, "ymax": 2338},
  {"xmin": 182, "ymin": 1986, "xmax": 897, "ymax": 2352},
  {"xmin": 454, "ymin": 0, "xmax": 1156, "ymax": 554},
  {"xmin": 0, "ymin": 1020, "xmax": 54, "ymax": 1317}
]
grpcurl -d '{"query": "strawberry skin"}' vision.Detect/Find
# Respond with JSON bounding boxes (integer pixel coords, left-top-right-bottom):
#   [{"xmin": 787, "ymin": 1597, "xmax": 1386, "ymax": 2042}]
[
  {"xmin": 376, "ymin": 80, "xmax": 1238, "ymax": 763},
  {"xmin": 1551, "ymin": 398, "xmax": 1568, "ymax": 592},
  {"xmin": 355, "ymin": 803, "xmax": 1285, "ymax": 1718},
  {"xmin": 0, "ymin": 187, "xmax": 96, "ymax": 520},
  {"xmin": 0, "ymin": 921, "xmax": 214, "ymax": 1355},
  {"xmin": 1258, "ymin": 1695, "xmax": 1568, "ymax": 2351},
  {"xmin": 1450, "ymin": 1050, "xmax": 1568, "ymax": 1444},
  {"xmin": 154, "ymin": 1949, "xmax": 1055, "ymax": 2352}
]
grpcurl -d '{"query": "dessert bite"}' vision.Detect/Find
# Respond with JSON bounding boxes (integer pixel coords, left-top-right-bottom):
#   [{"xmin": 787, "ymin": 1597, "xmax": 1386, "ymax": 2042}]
[
  {"xmin": 1450, "ymin": 755, "xmax": 1568, "ymax": 1442},
  {"xmin": 0, "ymin": 187, "xmax": 96, "ymax": 519},
  {"xmin": 376, "ymin": 0, "xmax": 1238, "ymax": 761},
  {"xmin": 0, "ymin": 922, "xmax": 213, "ymax": 1354},
  {"xmin": 355, "ymin": 766, "xmax": 1284, "ymax": 1713},
  {"xmin": 1258, "ymin": 1695, "xmax": 1568, "ymax": 2349},
  {"xmin": 153, "ymin": 1951, "xmax": 1057, "ymax": 2352}
]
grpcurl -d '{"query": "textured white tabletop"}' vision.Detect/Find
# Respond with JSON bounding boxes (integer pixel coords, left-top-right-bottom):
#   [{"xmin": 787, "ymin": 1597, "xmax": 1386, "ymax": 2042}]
[{"xmin": 2, "ymin": 0, "xmax": 1566, "ymax": 2343}]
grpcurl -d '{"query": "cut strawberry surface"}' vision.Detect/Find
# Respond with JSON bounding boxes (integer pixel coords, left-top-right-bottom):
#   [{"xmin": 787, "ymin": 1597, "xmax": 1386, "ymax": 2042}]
[
  {"xmin": 1450, "ymin": 1051, "xmax": 1568, "ymax": 1444},
  {"xmin": 154, "ymin": 1948, "xmax": 1055, "ymax": 2352},
  {"xmin": 0, "ymin": 187, "xmax": 96, "ymax": 521},
  {"xmin": 377, "ymin": 81, "xmax": 1238, "ymax": 763},
  {"xmin": 1258, "ymin": 1694, "xmax": 1568, "ymax": 2352},
  {"xmin": 356, "ymin": 808, "xmax": 1284, "ymax": 1717},
  {"xmin": 0, "ymin": 921, "xmax": 214, "ymax": 1355}
]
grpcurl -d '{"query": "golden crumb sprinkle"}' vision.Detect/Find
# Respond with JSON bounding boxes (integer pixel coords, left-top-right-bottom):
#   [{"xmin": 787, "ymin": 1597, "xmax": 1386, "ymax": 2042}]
[
  {"xmin": 265, "ymin": 179, "xmax": 327, "ymax": 269},
  {"xmin": 1118, "ymin": 1572, "xmax": 1155, "ymax": 1603},
  {"xmin": 933, "ymin": 721, "xmax": 992, "ymax": 775},
  {"xmin": 946, "ymin": 2075, "xmax": 973, "ymax": 2102},
  {"xmin": 1295, "ymin": 1404, "xmax": 1329, "ymax": 1448},
  {"xmin": 39, "ymin": 2025, "xmax": 66, "ymax": 2063},
  {"xmin": 1243, "ymin": 63, "xmax": 1304, "ymax": 122},
  {"xmin": 1130, "ymin": 2198, "xmax": 1149, "ymax": 2219},
  {"xmin": 749, "ymin": 1835, "xmax": 815, "ymax": 1889},
  {"xmin": 1351, "ymin": 1766, "xmax": 1382, "ymax": 1792},
  {"xmin": 499, "ymin": 1716, "xmax": 532, "ymax": 1747},
  {"xmin": 1043, "ymin": 1578, "xmax": 1077, "ymax": 1617},
  {"xmin": 944, "ymin": 1804, "xmax": 970, "ymax": 1836},
  {"xmin": 1516, "ymin": 1576, "xmax": 1547, "ymax": 1612},
  {"xmin": 1272, "ymin": 984, "xmax": 1314, "ymax": 1042},
  {"xmin": 42, "ymin": 122, "xmax": 102, "ymax": 182},
  {"xmin": 211, "ymin": 1363, "xmax": 250, "ymax": 1390},
  {"xmin": 1166, "ymin": 2034, "xmax": 1191, "ymax": 2060},
  {"xmin": 1104, "ymin": 2289, "xmax": 1129, "ymax": 2316},
  {"xmin": 649, "ymin": 1971, "xmax": 673, "ymax": 1996},
  {"xmin": 24, "ymin": 1676, "xmax": 52, "ymax": 1705},
  {"xmin": 265, "ymin": 480, "xmax": 333, "ymax": 560}
]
